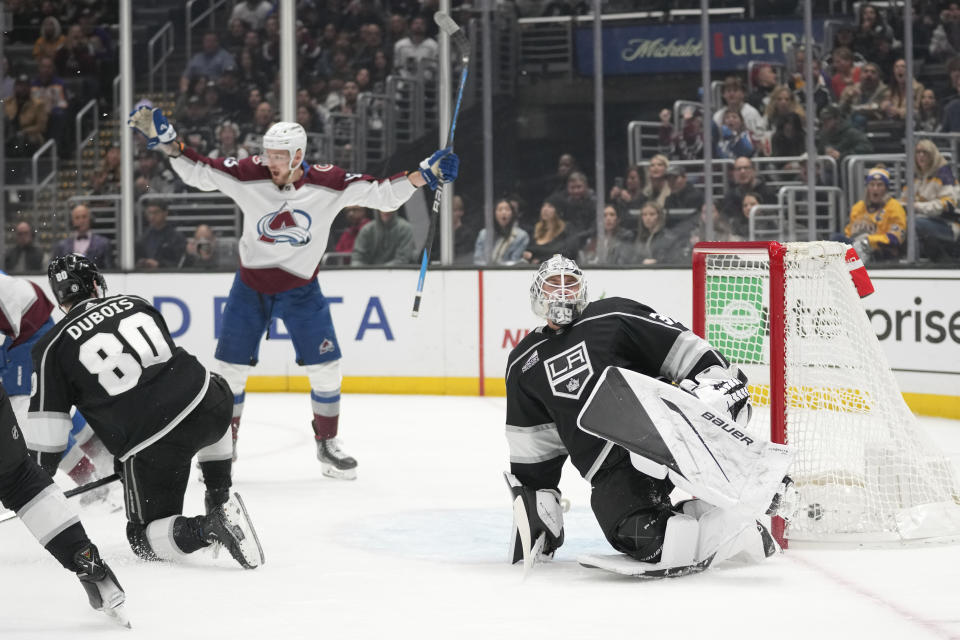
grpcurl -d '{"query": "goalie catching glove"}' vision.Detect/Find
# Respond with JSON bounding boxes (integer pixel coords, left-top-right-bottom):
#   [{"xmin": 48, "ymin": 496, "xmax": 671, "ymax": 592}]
[
  {"xmin": 128, "ymin": 106, "xmax": 178, "ymax": 152},
  {"xmin": 679, "ymin": 365, "xmax": 752, "ymax": 428},
  {"xmin": 418, "ymin": 147, "xmax": 459, "ymax": 190},
  {"xmin": 504, "ymin": 472, "xmax": 564, "ymax": 565}
]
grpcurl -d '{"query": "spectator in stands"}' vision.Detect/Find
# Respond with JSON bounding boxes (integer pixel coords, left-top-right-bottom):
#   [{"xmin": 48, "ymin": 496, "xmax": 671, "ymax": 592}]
[
  {"xmin": 296, "ymin": 105, "xmax": 320, "ymax": 137},
  {"xmin": 370, "ymin": 49, "xmax": 390, "ymax": 93},
  {"xmin": 32, "ymin": 16, "xmax": 64, "ymax": 61},
  {"xmin": 180, "ymin": 32, "xmax": 237, "ymax": 93},
  {"xmin": 216, "ymin": 68, "xmax": 246, "ymax": 121},
  {"xmin": 52, "ymin": 204, "xmax": 113, "ymax": 268},
  {"xmin": 90, "ymin": 144, "xmax": 121, "ymax": 195},
  {"xmin": 609, "ymin": 165, "xmax": 647, "ymax": 222},
  {"xmin": 230, "ymin": 0, "xmax": 274, "ymax": 32},
  {"xmin": 940, "ymin": 56, "xmax": 960, "ymax": 110},
  {"xmin": 833, "ymin": 166, "xmax": 905, "ymax": 263},
  {"xmin": 839, "ymin": 62, "xmax": 889, "ymax": 128},
  {"xmin": 135, "ymin": 200, "xmax": 186, "ymax": 270},
  {"xmin": 386, "ymin": 14, "xmax": 409, "ymax": 52},
  {"xmin": 351, "ymin": 209, "xmax": 417, "ymax": 266},
  {"xmin": 733, "ymin": 192, "xmax": 762, "ymax": 238},
  {"xmin": 5, "ymin": 221, "xmax": 46, "ymax": 273},
  {"xmin": 240, "ymin": 101, "xmax": 275, "ymax": 155},
  {"xmin": 175, "ymin": 74, "xmax": 208, "ymax": 121},
  {"xmin": 522, "ymin": 198, "xmax": 573, "ymax": 265},
  {"xmin": 355, "ymin": 23, "xmax": 385, "ymax": 72},
  {"xmin": 868, "ymin": 31, "xmax": 899, "ymax": 76},
  {"xmin": 331, "ymin": 80, "xmax": 360, "ymax": 116},
  {"xmin": 558, "ymin": 171, "xmax": 598, "ymax": 232},
  {"xmin": 721, "ymin": 156, "xmax": 775, "ymax": 222},
  {"xmin": 134, "ymin": 150, "xmax": 180, "ymax": 197},
  {"xmin": 260, "ymin": 15, "xmax": 281, "ymax": 67},
  {"xmin": 713, "ymin": 76, "xmax": 767, "ymax": 140},
  {"xmin": 238, "ymin": 49, "xmax": 269, "ymax": 94},
  {"xmin": 179, "ymin": 95, "xmax": 215, "ymax": 151},
  {"xmin": 642, "ymin": 154, "xmax": 671, "ymax": 208},
  {"xmin": 817, "ymin": 105, "xmax": 873, "ymax": 162},
  {"xmin": 714, "ymin": 109, "xmax": 756, "ymax": 159},
  {"xmin": 765, "ymin": 85, "xmax": 805, "ymax": 132},
  {"xmin": 208, "ymin": 121, "xmax": 249, "ymax": 160},
  {"xmin": 669, "ymin": 105, "xmax": 704, "ymax": 160},
  {"xmin": 451, "ymin": 195, "xmax": 478, "ymax": 264},
  {"xmin": 4, "ymin": 74, "xmax": 49, "ymax": 157},
  {"xmin": 918, "ymin": 89, "xmax": 942, "ymax": 132},
  {"xmin": 770, "ymin": 111, "xmax": 806, "ymax": 158},
  {"xmin": 632, "ymin": 201, "xmax": 680, "ymax": 265},
  {"xmin": 853, "ymin": 4, "xmax": 896, "ymax": 61},
  {"xmin": 687, "ymin": 201, "xmax": 743, "ymax": 250},
  {"xmin": 182, "ymin": 224, "xmax": 235, "ymax": 270},
  {"xmin": 474, "ymin": 198, "xmax": 529, "ymax": 265},
  {"xmin": 334, "ymin": 206, "xmax": 372, "ymax": 260},
  {"xmin": 881, "ymin": 59, "xmax": 923, "ymax": 124},
  {"xmin": 203, "ymin": 81, "xmax": 225, "ymax": 124},
  {"xmin": 30, "ymin": 56, "xmax": 67, "ymax": 153},
  {"xmin": 829, "ymin": 47, "xmax": 860, "ymax": 100},
  {"xmin": 54, "ymin": 24, "xmax": 97, "ymax": 78},
  {"xmin": 578, "ymin": 204, "xmax": 635, "ymax": 266},
  {"xmin": 224, "ymin": 18, "xmax": 249, "ymax": 58},
  {"xmin": 544, "ymin": 153, "xmax": 579, "ymax": 200},
  {"xmin": 393, "ymin": 16, "xmax": 438, "ymax": 78},
  {"xmin": 901, "ymin": 139, "xmax": 960, "ymax": 260},
  {"xmin": 664, "ymin": 165, "xmax": 704, "ymax": 214},
  {"xmin": 747, "ymin": 63, "xmax": 779, "ymax": 112},
  {"xmin": 929, "ymin": 2, "xmax": 960, "ymax": 61},
  {"xmin": 789, "ymin": 50, "xmax": 831, "ymax": 117}
]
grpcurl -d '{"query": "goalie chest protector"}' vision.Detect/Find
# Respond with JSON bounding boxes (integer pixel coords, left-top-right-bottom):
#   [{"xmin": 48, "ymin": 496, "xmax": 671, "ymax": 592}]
[{"xmin": 505, "ymin": 297, "xmax": 728, "ymax": 480}]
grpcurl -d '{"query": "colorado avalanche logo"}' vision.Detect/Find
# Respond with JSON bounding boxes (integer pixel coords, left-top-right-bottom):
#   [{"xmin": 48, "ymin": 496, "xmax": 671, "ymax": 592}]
[{"xmin": 257, "ymin": 202, "xmax": 312, "ymax": 246}]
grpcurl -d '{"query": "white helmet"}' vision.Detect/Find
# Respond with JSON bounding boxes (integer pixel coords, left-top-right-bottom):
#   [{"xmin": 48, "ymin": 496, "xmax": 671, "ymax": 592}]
[
  {"xmin": 262, "ymin": 122, "xmax": 307, "ymax": 170},
  {"xmin": 530, "ymin": 254, "xmax": 588, "ymax": 326}
]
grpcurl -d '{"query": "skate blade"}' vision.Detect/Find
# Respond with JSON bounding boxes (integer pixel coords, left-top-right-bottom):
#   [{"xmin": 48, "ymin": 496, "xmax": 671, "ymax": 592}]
[
  {"xmin": 104, "ymin": 603, "xmax": 132, "ymax": 629},
  {"xmin": 224, "ymin": 493, "xmax": 265, "ymax": 569},
  {"xmin": 321, "ymin": 464, "xmax": 357, "ymax": 481}
]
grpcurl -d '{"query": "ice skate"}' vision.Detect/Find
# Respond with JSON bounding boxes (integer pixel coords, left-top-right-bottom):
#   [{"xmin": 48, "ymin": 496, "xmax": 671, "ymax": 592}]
[
  {"xmin": 204, "ymin": 492, "xmax": 264, "ymax": 569},
  {"xmin": 316, "ymin": 436, "xmax": 357, "ymax": 480}
]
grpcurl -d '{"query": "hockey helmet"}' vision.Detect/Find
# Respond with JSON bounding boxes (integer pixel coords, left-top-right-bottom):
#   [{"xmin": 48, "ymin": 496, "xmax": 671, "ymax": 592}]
[
  {"xmin": 262, "ymin": 122, "xmax": 308, "ymax": 170},
  {"xmin": 530, "ymin": 254, "xmax": 588, "ymax": 326},
  {"xmin": 47, "ymin": 253, "xmax": 107, "ymax": 307}
]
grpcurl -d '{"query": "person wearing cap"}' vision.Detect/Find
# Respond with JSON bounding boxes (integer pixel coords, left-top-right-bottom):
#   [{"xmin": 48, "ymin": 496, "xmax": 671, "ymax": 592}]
[
  {"xmin": 816, "ymin": 104, "xmax": 873, "ymax": 161},
  {"xmin": 664, "ymin": 165, "xmax": 704, "ymax": 215},
  {"xmin": 833, "ymin": 166, "xmax": 906, "ymax": 263},
  {"xmin": 127, "ymin": 104, "xmax": 458, "ymax": 480}
]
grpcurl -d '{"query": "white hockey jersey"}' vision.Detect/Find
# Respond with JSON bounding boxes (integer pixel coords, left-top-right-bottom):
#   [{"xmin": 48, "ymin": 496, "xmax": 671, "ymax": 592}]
[
  {"xmin": 0, "ymin": 273, "xmax": 53, "ymax": 346},
  {"xmin": 169, "ymin": 147, "xmax": 418, "ymax": 293}
]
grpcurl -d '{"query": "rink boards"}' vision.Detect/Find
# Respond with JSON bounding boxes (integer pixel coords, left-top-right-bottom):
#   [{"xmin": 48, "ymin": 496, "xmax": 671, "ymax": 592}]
[{"xmin": 22, "ymin": 268, "xmax": 960, "ymax": 418}]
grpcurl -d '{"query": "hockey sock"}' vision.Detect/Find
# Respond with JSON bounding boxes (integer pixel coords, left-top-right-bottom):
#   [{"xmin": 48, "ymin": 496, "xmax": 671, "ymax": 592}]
[
  {"xmin": 312, "ymin": 411, "xmax": 339, "ymax": 440},
  {"xmin": 306, "ymin": 361, "xmax": 341, "ymax": 440},
  {"xmin": 65, "ymin": 455, "xmax": 97, "ymax": 486}
]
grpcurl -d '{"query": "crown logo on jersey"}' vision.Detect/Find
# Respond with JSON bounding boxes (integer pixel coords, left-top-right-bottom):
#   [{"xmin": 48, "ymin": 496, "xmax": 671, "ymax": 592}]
[{"xmin": 257, "ymin": 202, "xmax": 312, "ymax": 246}]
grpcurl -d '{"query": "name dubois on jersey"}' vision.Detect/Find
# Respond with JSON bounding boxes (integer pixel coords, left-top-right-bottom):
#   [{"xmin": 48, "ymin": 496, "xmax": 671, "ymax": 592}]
[{"xmin": 65, "ymin": 298, "xmax": 135, "ymax": 339}]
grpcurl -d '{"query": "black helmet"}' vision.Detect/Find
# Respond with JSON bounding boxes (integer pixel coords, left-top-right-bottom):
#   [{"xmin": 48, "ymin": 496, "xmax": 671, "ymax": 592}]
[{"xmin": 47, "ymin": 254, "xmax": 107, "ymax": 307}]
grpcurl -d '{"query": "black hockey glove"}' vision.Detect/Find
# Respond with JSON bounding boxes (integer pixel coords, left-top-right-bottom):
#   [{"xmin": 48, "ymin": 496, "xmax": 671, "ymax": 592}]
[{"xmin": 504, "ymin": 472, "xmax": 564, "ymax": 564}]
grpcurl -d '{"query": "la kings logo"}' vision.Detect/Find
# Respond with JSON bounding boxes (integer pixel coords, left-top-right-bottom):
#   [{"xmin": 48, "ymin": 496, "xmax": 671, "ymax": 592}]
[{"xmin": 543, "ymin": 341, "xmax": 593, "ymax": 400}]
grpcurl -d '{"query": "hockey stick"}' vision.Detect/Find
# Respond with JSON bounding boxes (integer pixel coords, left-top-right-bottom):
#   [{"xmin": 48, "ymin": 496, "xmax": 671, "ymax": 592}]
[
  {"xmin": 0, "ymin": 473, "xmax": 121, "ymax": 524},
  {"xmin": 411, "ymin": 11, "xmax": 471, "ymax": 317}
]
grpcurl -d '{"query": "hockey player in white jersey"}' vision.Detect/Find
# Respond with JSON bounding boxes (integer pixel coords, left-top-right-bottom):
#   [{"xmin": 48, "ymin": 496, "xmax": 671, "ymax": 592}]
[
  {"xmin": 503, "ymin": 255, "xmax": 795, "ymax": 577},
  {"xmin": 129, "ymin": 107, "xmax": 459, "ymax": 479}
]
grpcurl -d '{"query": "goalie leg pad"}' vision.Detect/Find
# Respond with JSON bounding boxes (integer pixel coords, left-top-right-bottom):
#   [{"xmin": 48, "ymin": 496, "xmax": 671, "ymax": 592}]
[
  {"xmin": 683, "ymin": 500, "xmax": 769, "ymax": 564},
  {"xmin": 504, "ymin": 472, "xmax": 564, "ymax": 565},
  {"xmin": 611, "ymin": 506, "xmax": 674, "ymax": 563}
]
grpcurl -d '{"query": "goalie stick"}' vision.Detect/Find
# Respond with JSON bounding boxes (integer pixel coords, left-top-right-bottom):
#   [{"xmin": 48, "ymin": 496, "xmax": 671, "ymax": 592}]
[
  {"xmin": 411, "ymin": 11, "xmax": 471, "ymax": 317},
  {"xmin": 0, "ymin": 473, "xmax": 121, "ymax": 524}
]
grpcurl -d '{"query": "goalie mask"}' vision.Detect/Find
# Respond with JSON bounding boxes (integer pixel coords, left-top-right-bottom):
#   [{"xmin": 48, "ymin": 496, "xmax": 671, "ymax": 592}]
[
  {"xmin": 262, "ymin": 122, "xmax": 307, "ymax": 170},
  {"xmin": 48, "ymin": 253, "xmax": 107, "ymax": 307},
  {"xmin": 530, "ymin": 254, "xmax": 588, "ymax": 326}
]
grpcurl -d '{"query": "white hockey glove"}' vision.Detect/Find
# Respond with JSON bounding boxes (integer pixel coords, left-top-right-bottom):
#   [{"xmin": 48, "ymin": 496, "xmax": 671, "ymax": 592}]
[
  {"xmin": 128, "ymin": 106, "xmax": 178, "ymax": 153},
  {"xmin": 679, "ymin": 365, "xmax": 753, "ymax": 428},
  {"xmin": 504, "ymin": 472, "xmax": 564, "ymax": 566},
  {"xmin": 73, "ymin": 544, "xmax": 130, "ymax": 628},
  {"xmin": 418, "ymin": 147, "xmax": 459, "ymax": 190}
]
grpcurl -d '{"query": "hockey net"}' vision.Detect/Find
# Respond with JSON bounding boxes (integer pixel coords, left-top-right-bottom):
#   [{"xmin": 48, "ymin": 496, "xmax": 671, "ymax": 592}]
[{"xmin": 692, "ymin": 241, "xmax": 960, "ymax": 545}]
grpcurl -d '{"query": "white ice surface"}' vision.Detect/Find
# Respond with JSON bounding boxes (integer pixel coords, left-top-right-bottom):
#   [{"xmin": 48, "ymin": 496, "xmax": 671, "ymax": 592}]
[{"xmin": 2, "ymin": 393, "xmax": 960, "ymax": 639}]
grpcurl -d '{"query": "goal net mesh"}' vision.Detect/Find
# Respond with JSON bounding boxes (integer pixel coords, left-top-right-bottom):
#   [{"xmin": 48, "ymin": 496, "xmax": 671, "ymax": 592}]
[{"xmin": 699, "ymin": 241, "xmax": 960, "ymax": 543}]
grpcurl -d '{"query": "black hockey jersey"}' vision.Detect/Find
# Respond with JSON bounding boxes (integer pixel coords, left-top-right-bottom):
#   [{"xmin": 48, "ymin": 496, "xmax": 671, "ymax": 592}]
[
  {"xmin": 504, "ymin": 297, "xmax": 732, "ymax": 490},
  {"xmin": 28, "ymin": 295, "xmax": 209, "ymax": 460}
]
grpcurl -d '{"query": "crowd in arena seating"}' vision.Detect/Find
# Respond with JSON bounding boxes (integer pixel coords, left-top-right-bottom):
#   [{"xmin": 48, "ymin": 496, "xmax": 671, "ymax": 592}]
[{"xmin": 5, "ymin": 1, "xmax": 960, "ymax": 271}]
